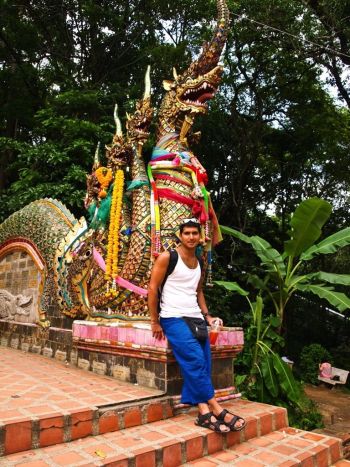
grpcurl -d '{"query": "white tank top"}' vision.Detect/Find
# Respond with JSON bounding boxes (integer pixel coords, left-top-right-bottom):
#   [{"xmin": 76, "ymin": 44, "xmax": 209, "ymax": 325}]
[{"xmin": 159, "ymin": 254, "xmax": 203, "ymax": 319}]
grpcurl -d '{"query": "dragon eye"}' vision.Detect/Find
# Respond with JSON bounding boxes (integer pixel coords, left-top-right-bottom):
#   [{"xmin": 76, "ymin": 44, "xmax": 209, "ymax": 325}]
[{"xmin": 79, "ymin": 249, "xmax": 92, "ymax": 260}]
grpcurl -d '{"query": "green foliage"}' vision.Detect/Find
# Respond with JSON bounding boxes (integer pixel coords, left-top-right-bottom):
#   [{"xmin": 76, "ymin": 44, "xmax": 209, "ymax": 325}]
[
  {"xmin": 217, "ymin": 281, "xmax": 324, "ymax": 430},
  {"xmin": 220, "ymin": 226, "xmax": 286, "ymax": 275},
  {"xmin": 1, "ymin": 0, "xmax": 350, "ymax": 232},
  {"xmin": 296, "ymin": 284, "xmax": 350, "ymax": 312},
  {"xmin": 284, "ymin": 199, "xmax": 332, "ymax": 257},
  {"xmin": 287, "ymin": 394, "xmax": 324, "ymax": 431},
  {"xmin": 204, "ymin": 258, "xmax": 249, "ymax": 327},
  {"xmin": 216, "ymin": 197, "xmax": 347, "ymax": 429},
  {"xmin": 220, "ymin": 198, "xmax": 350, "ymax": 329},
  {"xmin": 283, "ymin": 295, "xmax": 350, "ymax": 368},
  {"xmin": 214, "ymin": 280, "xmax": 248, "ymax": 296},
  {"xmin": 215, "ymin": 285, "xmax": 301, "ymax": 408},
  {"xmin": 301, "ymin": 228, "xmax": 350, "ymax": 261},
  {"xmin": 299, "ymin": 344, "xmax": 332, "ymax": 385}
]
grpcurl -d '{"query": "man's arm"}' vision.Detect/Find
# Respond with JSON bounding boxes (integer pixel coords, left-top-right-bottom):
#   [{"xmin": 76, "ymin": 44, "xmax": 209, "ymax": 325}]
[
  {"xmin": 197, "ymin": 280, "xmax": 223, "ymax": 326},
  {"xmin": 148, "ymin": 251, "xmax": 170, "ymax": 339}
]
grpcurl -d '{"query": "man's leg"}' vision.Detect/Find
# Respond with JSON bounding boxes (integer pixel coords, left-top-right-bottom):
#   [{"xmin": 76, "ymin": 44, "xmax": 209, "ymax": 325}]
[
  {"xmin": 198, "ymin": 328, "xmax": 245, "ymax": 430},
  {"xmin": 160, "ymin": 317, "xmax": 214, "ymax": 405},
  {"xmin": 160, "ymin": 318, "xmax": 243, "ymax": 432}
]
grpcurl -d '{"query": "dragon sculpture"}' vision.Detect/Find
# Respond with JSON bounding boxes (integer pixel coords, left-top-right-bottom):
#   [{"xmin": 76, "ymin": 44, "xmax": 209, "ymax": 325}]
[{"xmin": 0, "ymin": 0, "xmax": 230, "ymax": 326}]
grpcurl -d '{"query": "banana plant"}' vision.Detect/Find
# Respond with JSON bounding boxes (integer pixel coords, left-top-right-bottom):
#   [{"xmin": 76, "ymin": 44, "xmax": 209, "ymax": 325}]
[
  {"xmin": 219, "ymin": 197, "xmax": 350, "ymax": 334},
  {"xmin": 216, "ymin": 284, "xmax": 301, "ymax": 405}
]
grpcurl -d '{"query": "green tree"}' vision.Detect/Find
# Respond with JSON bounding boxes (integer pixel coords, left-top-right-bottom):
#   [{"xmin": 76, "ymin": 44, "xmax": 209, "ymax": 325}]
[
  {"xmin": 1, "ymin": 0, "xmax": 350, "ymax": 240},
  {"xmin": 197, "ymin": 0, "xmax": 350, "ymax": 235},
  {"xmin": 0, "ymin": 0, "xmax": 218, "ymax": 220}
]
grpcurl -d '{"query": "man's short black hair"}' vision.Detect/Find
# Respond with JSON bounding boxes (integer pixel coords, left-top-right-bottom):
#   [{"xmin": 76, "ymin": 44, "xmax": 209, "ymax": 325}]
[{"xmin": 179, "ymin": 219, "xmax": 201, "ymax": 234}]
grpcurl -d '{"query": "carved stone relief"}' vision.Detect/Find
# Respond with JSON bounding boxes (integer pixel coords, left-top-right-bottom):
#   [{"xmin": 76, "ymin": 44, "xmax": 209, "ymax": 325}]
[
  {"xmin": 0, "ymin": 289, "xmax": 33, "ymax": 321},
  {"xmin": 0, "ymin": 250, "xmax": 40, "ymax": 323}
]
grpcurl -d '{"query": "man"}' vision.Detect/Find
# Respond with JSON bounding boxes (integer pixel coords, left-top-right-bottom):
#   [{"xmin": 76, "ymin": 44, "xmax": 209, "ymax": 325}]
[{"xmin": 148, "ymin": 218, "xmax": 245, "ymax": 433}]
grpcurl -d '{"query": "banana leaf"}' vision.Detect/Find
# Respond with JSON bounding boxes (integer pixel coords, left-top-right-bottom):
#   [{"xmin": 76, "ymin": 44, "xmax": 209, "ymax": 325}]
[
  {"xmin": 285, "ymin": 275, "xmax": 308, "ymax": 289},
  {"xmin": 264, "ymin": 328, "xmax": 285, "ymax": 346},
  {"xmin": 247, "ymin": 274, "xmax": 267, "ymax": 290},
  {"xmin": 214, "ymin": 281, "xmax": 249, "ymax": 296},
  {"xmin": 250, "ymin": 236, "xmax": 286, "ymax": 275},
  {"xmin": 220, "ymin": 225, "xmax": 251, "ymax": 243},
  {"xmin": 301, "ymin": 227, "xmax": 350, "ymax": 260},
  {"xmin": 269, "ymin": 316, "xmax": 281, "ymax": 328},
  {"xmin": 220, "ymin": 225, "xmax": 286, "ymax": 275},
  {"xmin": 284, "ymin": 198, "xmax": 332, "ymax": 257},
  {"xmin": 305, "ymin": 271, "xmax": 350, "ymax": 286},
  {"xmin": 272, "ymin": 353, "xmax": 300, "ymax": 405},
  {"xmin": 261, "ymin": 354, "xmax": 279, "ymax": 397},
  {"xmin": 295, "ymin": 283, "xmax": 350, "ymax": 312}
]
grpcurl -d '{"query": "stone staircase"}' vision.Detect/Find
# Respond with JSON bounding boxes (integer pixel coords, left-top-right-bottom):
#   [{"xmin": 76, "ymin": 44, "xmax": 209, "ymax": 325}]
[
  {"xmin": 1, "ymin": 398, "xmax": 348, "ymax": 466},
  {"xmin": 0, "ymin": 347, "xmax": 349, "ymax": 466}
]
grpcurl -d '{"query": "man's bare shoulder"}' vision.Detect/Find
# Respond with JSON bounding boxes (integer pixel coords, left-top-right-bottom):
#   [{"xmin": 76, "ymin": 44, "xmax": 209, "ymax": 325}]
[{"xmin": 155, "ymin": 250, "xmax": 171, "ymax": 267}]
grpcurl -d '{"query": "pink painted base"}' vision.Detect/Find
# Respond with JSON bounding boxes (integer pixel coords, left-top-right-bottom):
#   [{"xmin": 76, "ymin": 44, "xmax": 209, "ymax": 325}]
[
  {"xmin": 73, "ymin": 321, "xmax": 244, "ymax": 350},
  {"xmin": 72, "ymin": 321, "xmax": 244, "ymax": 392}
]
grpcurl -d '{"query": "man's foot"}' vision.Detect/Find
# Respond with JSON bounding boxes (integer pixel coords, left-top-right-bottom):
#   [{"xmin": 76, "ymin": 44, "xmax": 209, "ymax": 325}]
[
  {"xmin": 195, "ymin": 411, "xmax": 230, "ymax": 433},
  {"xmin": 216, "ymin": 409, "xmax": 246, "ymax": 431}
]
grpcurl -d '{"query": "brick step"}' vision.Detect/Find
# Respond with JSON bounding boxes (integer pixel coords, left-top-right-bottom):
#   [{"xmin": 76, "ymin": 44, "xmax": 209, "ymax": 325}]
[
  {"xmin": 181, "ymin": 427, "xmax": 343, "ymax": 466},
  {"xmin": 0, "ymin": 396, "xmax": 174, "ymax": 456},
  {"xmin": 0, "ymin": 400, "xmax": 287, "ymax": 466},
  {"xmin": 0, "ymin": 346, "xmax": 169, "ymax": 456}
]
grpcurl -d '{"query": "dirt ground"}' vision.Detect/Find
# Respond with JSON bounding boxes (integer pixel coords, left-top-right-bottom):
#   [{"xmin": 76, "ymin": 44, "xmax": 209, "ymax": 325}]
[{"xmin": 305, "ymin": 384, "xmax": 350, "ymax": 458}]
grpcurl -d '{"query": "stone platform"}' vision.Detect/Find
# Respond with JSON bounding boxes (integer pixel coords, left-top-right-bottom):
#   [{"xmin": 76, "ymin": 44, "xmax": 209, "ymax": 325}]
[
  {"xmin": 73, "ymin": 320, "xmax": 244, "ymax": 393},
  {"xmin": 0, "ymin": 318, "xmax": 244, "ymax": 394}
]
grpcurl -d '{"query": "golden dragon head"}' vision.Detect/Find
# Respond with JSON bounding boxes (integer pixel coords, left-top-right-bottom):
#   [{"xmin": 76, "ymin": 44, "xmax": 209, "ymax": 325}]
[
  {"xmin": 106, "ymin": 104, "xmax": 132, "ymax": 171},
  {"xmin": 157, "ymin": 0, "xmax": 230, "ymax": 141},
  {"xmin": 126, "ymin": 66, "xmax": 154, "ymax": 150},
  {"xmin": 84, "ymin": 106, "xmax": 132, "ymax": 209}
]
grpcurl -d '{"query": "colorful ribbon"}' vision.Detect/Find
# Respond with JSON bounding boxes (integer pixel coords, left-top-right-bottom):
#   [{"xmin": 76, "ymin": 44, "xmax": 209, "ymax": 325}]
[{"xmin": 93, "ymin": 247, "xmax": 148, "ymax": 296}]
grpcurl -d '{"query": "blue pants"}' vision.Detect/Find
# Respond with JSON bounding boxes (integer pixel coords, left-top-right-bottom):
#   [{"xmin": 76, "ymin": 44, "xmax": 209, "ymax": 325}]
[{"xmin": 160, "ymin": 317, "xmax": 215, "ymax": 405}]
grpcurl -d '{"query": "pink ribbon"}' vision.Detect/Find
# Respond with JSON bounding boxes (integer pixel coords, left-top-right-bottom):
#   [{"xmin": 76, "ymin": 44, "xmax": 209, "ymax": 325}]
[
  {"xmin": 115, "ymin": 276, "xmax": 148, "ymax": 297},
  {"xmin": 93, "ymin": 247, "xmax": 148, "ymax": 296},
  {"xmin": 93, "ymin": 247, "xmax": 106, "ymax": 271}
]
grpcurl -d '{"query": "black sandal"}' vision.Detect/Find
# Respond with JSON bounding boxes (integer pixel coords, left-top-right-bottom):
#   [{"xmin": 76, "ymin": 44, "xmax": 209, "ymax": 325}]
[
  {"xmin": 217, "ymin": 409, "xmax": 246, "ymax": 432},
  {"xmin": 195, "ymin": 411, "xmax": 230, "ymax": 433}
]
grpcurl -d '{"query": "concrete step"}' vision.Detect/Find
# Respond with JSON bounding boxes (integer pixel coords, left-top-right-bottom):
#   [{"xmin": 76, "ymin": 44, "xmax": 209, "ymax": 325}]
[
  {"xmin": 181, "ymin": 427, "xmax": 343, "ymax": 466},
  {"xmin": 0, "ymin": 400, "xmax": 288, "ymax": 466}
]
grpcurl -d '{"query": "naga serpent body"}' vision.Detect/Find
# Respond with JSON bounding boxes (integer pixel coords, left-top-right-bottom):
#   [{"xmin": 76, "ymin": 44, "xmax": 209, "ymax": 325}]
[{"xmin": 0, "ymin": 0, "xmax": 230, "ymax": 325}]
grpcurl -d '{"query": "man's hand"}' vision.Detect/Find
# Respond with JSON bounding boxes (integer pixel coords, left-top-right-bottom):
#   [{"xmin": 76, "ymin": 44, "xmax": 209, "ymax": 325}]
[
  {"xmin": 151, "ymin": 322, "xmax": 164, "ymax": 340},
  {"xmin": 206, "ymin": 315, "xmax": 223, "ymax": 327}
]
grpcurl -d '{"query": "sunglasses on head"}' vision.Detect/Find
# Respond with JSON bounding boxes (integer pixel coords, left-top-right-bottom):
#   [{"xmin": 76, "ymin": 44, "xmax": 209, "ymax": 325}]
[{"xmin": 182, "ymin": 218, "xmax": 200, "ymax": 225}]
